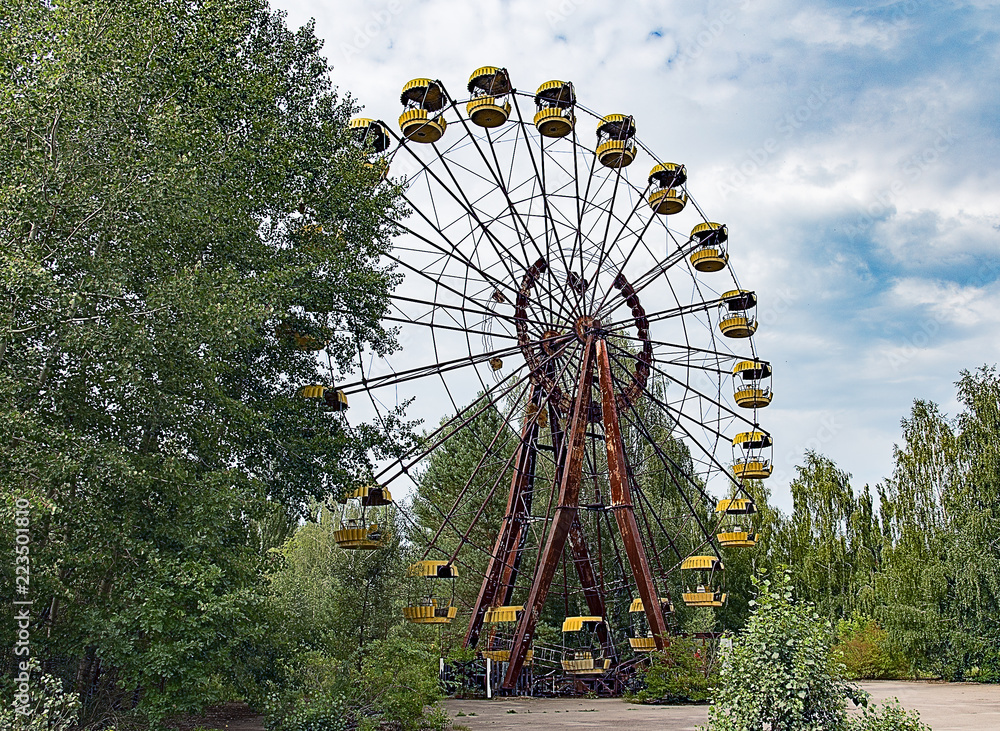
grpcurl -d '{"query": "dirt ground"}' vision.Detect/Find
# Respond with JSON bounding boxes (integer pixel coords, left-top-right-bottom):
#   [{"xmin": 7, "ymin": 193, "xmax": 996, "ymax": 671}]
[{"xmin": 444, "ymin": 681, "xmax": 1000, "ymax": 730}]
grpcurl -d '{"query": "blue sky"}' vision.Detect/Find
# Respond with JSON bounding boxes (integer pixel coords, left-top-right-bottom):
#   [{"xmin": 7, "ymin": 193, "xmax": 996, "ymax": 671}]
[{"xmin": 274, "ymin": 0, "xmax": 1000, "ymax": 509}]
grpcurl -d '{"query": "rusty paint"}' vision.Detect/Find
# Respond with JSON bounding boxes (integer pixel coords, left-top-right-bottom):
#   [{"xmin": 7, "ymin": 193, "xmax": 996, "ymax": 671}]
[
  {"xmin": 596, "ymin": 340, "xmax": 670, "ymax": 650},
  {"xmin": 503, "ymin": 337, "xmax": 597, "ymax": 688}
]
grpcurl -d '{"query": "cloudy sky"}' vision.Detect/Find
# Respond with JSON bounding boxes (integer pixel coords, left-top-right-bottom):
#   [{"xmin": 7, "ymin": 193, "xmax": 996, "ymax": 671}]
[{"xmin": 275, "ymin": 0, "xmax": 1000, "ymax": 509}]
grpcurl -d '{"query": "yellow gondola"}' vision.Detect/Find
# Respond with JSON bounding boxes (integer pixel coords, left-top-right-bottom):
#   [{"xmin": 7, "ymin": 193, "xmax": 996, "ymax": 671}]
[
  {"xmin": 333, "ymin": 485, "xmax": 393, "ymax": 550},
  {"xmin": 297, "ymin": 384, "xmax": 349, "ymax": 412},
  {"xmin": 733, "ymin": 359, "xmax": 773, "ymax": 408},
  {"xmin": 349, "ymin": 117, "xmax": 392, "ymax": 180},
  {"xmin": 715, "ymin": 498, "xmax": 758, "ymax": 548},
  {"xmin": 481, "ymin": 605, "xmax": 534, "ymax": 662},
  {"xmin": 466, "ymin": 66, "xmax": 512, "ymax": 128},
  {"xmin": 275, "ymin": 321, "xmax": 328, "ymax": 351},
  {"xmin": 647, "ymin": 162, "xmax": 688, "ymax": 214},
  {"xmin": 349, "ymin": 117, "xmax": 391, "ymax": 153},
  {"xmin": 596, "ymin": 114, "xmax": 637, "ymax": 168},
  {"xmin": 403, "ymin": 560, "xmax": 459, "ymax": 624},
  {"xmin": 718, "ymin": 289, "xmax": 758, "ymax": 338},
  {"xmin": 525, "ymin": 402, "xmax": 549, "ymax": 428},
  {"xmin": 399, "ymin": 78, "xmax": 448, "ymax": 143},
  {"xmin": 689, "ymin": 222, "xmax": 729, "ymax": 272},
  {"xmin": 628, "ymin": 597, "xmax": 672, "ymax": 652},
  {"xmin": 732, "ymin": 431, "xmax": 773, "ymax": 480},
  {"xmin": 561, "ymin": 616, "xmax": 612, "ymax": 674},
  {"xmin": 533, "ymin": 80, "xmax": 576, "ymax": 138},
  {"xmin": 681, "ymin": 556, "xmax": 726, "ymax": 607}
]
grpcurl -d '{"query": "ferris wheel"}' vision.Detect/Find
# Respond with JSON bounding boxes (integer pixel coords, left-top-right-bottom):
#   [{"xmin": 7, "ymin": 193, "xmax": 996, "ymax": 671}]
[{"xmin": 332, "ymin": 67, "xmax": 773, "ymax": 690}]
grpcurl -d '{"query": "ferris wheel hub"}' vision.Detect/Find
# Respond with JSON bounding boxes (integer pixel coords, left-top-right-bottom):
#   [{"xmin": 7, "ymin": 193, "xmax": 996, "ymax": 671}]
[{"xmin": 573, "ymin": 315, "xmax": 602, "ymax": 341}]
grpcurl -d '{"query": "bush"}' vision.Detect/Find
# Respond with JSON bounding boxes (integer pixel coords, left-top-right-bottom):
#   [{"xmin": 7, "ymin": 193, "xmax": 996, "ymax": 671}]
[
  {"xmin": 702, "ymin": 572, "xmax": 867, "ymax": 731},
  {"xmin": 0, "ymin": 660, "xmax": 81, "ymax": 731},
  {"xmin": 851, "ymin": 698, "xmax": 931, "ymax": 731},
  {"xmin": 631, "ymin": 636, "xmax": 718, "ymax": 704},
  {"xmin": 834, "ymin": 618, "xmax": 910, "ymax": 680},
  {"xmin": 264, "ymin": 653, "xmax": 351, "ymax": 731},
  {"xmin": 264, "ymin": 633, "xmax": 448, "ymax": 731},
  {"xmin": 352, "ymin": 633, "xmax": 447, "ymax": 730}
]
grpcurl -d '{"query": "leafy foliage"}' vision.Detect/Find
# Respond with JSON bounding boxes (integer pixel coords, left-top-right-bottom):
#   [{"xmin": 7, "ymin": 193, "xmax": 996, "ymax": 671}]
[
  {"xmin": 865, "ymin": 367, "xmax": 1000, "ymax": 679},
  {"xmin": 769, "ymin": 453, "xmax": 882, "ymax": 622},
  {"xmin": 631, "ymin": 635, "xmax": 718, "ymax": 704},
  {"xmin": 702, "ymin": 572, "xmax": 865, "ymax": 731},
  {"xmin": 743, "ymin": 369, "xmax": 1000, "ymax": 681},
  {"xmin": 262, "ymin": 515, "xmax": 447, "ymax": 731},
  {"xmin": 833, "ymin": 617, "xmax": 909, "ymax": 680},
  {"xmin": 0, "ymin": 659, "xmax": 80, "ymax": 731},
  {"xmin": 0, "ymin": 0, "xmax": 410, "ymax": 723},
  {"xmin": 851, "ymin": 698, "xmax": 931, "ymax": 731}
]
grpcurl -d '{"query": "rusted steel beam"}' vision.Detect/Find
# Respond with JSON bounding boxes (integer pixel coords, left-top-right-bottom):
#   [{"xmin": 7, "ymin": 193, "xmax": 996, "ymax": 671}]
[
  {"xmin": 596, "ymin": 339, "xmax": 670, "ymax": 650},
  {"xmin": 567, "ymin": 516, "xmax": 615, "ymax": 661},
  {"xmin": 497, "ymin": 477, "xmax": 534, "ymax": 606},
  {"xmin": 567, "ymin": 518, "xmax": 605, "ymax": 618},
  {"xmin": 503, "ymin": 337, "xmax": 597, "ymax": 689},
  {"xmin": 464, "ymin": 384, "xmax": 542, "ymax": 649},
  {"xmin": 533, "ymin": 394, "xmax": 605, "ymax": 625}
]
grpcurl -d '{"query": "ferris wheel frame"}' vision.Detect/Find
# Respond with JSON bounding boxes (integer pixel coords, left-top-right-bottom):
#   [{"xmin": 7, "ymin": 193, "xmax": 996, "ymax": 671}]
[{"xmin": 333, "ymin": 68, "xmax": 773, "ymax": 690}]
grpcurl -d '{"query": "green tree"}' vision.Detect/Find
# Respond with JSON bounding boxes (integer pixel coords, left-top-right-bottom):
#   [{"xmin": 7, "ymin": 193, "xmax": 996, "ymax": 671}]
[
  {"xmin": 0, "ymin": 0, "xmax": 408, "ymax": 722},
  {"xmin": 262, "ymin": 514, "xmax": 447, "ymax": 731},
  {"xmin": 776, "ymin": 453, "xmax": 857, "ymax": 619},
  {"xmin": 870, "ymin": 400, "xmax": 959, "ymax": 676},
  {"xmin": 269, "ymin": 505, "xmax": 408, "ymax": 672},
  {"xmin": 871, "ymin": 368, "xmax": 1000, "ymax": 679},
  {"xmin": 763, "ymin": 452, "xmax": 882, "ymax": 623},
  {"xmin": 714, "ymin": 480, "xmax": 781, "ymax": 632},
  {"xmin": 631, "ymin": 635, "xmax": 718, "ymax": 704}
]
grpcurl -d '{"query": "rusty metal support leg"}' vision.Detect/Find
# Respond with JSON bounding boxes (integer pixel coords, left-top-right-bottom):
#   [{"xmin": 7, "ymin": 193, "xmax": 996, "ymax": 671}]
[
  {"xmin": 568, "ymin": 516, "xmax": 614, "ymax": 661},
  {"xmin": 567, "ymin": 518, "xmax": 605, "ymax": 618},
  {"xmin": 502, "ymin": 337, "xmax": 597, "ymax": 689},
  {"xmin": 550, "ymin": 396, "xmax": 606, "ymax": 624},
  {"xmin": 464, "ymin": 385, "xmax": 542, "ymax": 649},
  {"xmin": 596, "ymin": 340, "xmax": 670, "ymax": 650},
  {"xmin": 496, "ymin": 500, "xmax": 532, "ymax": 606}
]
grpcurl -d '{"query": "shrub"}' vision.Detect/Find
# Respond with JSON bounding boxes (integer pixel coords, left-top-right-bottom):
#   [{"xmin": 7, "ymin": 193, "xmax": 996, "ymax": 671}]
[
  {"xmin": 834, "ymin": 617, "xmax": 910, "ymax": 680},
  {"xmin": 702, "ymin": 572, "xmax": 867, "ymax": 731},
  {"xmin": 264, "ymin": 633, "xmax": 448, "ymax": 731},
  {"xmin": 632, "ymin": 636, "xmax": 718, "ymax": 704},
  {"xmin": 0, "ymin": 660, "xmax": 81, "ymax": 731},
  {"xmin": 353, "ymin": 633, "xmax": 447, "ymax": 730},
  {"xmin": 264, "ymin": 653, "xmax": 351, "ymax": 731},
  {"xmin": 851, "ymin": 698, "xmax": 931, "ymax": 731}
]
